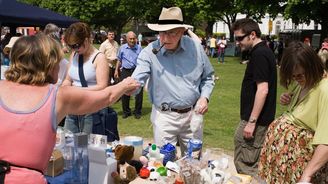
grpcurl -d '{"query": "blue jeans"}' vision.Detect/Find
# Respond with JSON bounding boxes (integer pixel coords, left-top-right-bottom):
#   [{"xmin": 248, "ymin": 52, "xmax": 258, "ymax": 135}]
[
  {"xmin": 218, "ymin": 49, "xmax": 225, "ymax": 63},
  {"xmin": 64, "ymin": 108, "xmax": 108, "ymax": 134},
  {"xmin": 210, "ymin": 47, "xmax": 216, "ymax": 58}
]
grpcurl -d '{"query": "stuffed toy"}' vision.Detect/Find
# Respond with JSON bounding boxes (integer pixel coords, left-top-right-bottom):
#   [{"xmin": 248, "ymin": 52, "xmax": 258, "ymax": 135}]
[
  {"xmin": 111, "ymin": 162, "xmax": 137, "ymax": 184},
  {"xmin": 114, "ymin": 144, "xmax": 143, "ymax": 174},
  {"xmin": 114, "ymin": 145, "xmax": 135, "ymax": 163},
  {"xmin": 126, "ymin": 160, "xmax": 143, "ymax": 174}
]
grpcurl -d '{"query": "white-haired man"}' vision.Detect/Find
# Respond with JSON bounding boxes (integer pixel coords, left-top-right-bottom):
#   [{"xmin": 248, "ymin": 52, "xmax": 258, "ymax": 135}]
[{"xmin": 132, "ymin": 7, "xmax": 214, "ymax": 156}]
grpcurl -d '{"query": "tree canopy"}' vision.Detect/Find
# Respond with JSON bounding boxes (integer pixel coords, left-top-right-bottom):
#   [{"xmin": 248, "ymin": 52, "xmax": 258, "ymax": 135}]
[{"xmin": 20, "ymin": 0, "xmax": 328, "ymax": 42}]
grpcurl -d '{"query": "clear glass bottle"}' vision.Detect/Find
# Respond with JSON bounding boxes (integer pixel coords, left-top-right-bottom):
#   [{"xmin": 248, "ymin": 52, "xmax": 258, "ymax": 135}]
[{"xmin": 72, "ymin": 133, "xmax": 89, "ymax": 184}]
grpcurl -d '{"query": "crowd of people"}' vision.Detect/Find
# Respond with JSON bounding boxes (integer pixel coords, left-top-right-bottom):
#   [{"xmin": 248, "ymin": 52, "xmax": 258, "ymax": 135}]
[{"xmin": 1, "ymin": 6, "xmax": 328, "ymax": 184}]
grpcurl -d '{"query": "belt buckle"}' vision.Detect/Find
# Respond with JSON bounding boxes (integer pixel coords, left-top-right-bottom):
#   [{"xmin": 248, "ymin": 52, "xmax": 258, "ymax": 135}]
[{"xmin": 160, "ymin": 103, "xmax": 169, "ymax": 111}]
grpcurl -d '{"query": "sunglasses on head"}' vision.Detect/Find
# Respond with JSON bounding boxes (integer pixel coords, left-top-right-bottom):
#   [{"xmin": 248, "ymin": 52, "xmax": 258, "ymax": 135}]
[
  {"xmin": 235, "ymin": 33, "xmax": 250, "ymax": 42},
  {"xmin": 68, "ymin": 43, "xmax": 82, "ymax": 50}
]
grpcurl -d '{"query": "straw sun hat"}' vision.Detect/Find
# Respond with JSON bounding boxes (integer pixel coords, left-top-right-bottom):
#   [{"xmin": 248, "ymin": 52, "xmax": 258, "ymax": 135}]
[{"xmin": 147, "ymin": 7, "xmax": 193, "ymax": 31}]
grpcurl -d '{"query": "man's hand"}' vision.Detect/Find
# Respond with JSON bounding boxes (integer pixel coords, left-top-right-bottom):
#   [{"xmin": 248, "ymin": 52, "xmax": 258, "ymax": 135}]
[
  {"xmin": 243, "ymin": 122, "xmax": 256, "ymax": 139},
  {"xmin": 195, "ymin": 97, "xmax": 209, "ymax": 115}
]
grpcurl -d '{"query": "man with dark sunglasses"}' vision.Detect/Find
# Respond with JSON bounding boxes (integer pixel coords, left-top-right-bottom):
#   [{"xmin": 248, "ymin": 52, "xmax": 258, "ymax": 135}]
[{"xmin": 231, "ymin": 18, "xmax": 277, "ymax": 176}]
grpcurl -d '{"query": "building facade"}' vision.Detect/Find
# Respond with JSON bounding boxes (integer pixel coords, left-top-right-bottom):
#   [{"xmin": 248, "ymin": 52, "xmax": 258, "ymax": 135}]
[{"xmin": 213, "ymin": 13, "xmax": 321, "ymax": 39}]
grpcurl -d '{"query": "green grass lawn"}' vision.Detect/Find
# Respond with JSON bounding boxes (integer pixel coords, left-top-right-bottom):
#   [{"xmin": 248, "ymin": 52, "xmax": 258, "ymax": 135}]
[{"xmin": 111, "ymin": 56, "xmax": 287, "ymax": 152}]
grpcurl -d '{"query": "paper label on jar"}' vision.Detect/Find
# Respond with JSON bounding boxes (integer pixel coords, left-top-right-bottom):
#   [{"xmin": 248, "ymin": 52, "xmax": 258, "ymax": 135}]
[{"xmin": 90, "ymin": 134, "xmax": 107, "ymax": 147}]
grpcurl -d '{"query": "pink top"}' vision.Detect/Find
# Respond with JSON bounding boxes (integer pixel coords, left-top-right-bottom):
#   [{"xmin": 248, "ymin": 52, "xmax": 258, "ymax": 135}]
[{"xmin": 0, "ymin": 84, "xmax": 58, "ymax": 184}]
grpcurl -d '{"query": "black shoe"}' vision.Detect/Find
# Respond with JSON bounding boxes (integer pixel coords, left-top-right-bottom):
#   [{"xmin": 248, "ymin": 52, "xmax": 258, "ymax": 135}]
[
  {"xmin": 134, "ymin": 114, "xmax": 141, "ymax": 119},
  {"xmin": 122, "ymin": 113, "xmax": 131, "ymax": 119}
]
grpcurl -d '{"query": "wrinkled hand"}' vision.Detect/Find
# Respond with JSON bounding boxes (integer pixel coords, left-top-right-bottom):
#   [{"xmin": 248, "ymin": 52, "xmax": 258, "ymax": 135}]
[
  {"xmin": 243, "ymin": 123, "xmax": 256, "ymax": 139},
  {"xmin": 121, "ymin": 77, "xmax": 140, "ymax": 93},
  {"xmin": 280, "ymin": 92, "xmax": 293, "ymax": 105},
  {"xmin": 195, "ymin": 97, "xmax": 208, "ymax": 115}
]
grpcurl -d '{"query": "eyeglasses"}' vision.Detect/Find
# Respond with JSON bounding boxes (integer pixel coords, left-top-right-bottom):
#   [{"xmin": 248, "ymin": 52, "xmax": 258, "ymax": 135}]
[
  {"xmin": 159, "ymin": 30, "xmax": 179, "ymax": 37},
  {"xmin": 235, "ymin": 33, "xmax": 250, "ymax": 42},
  {"xmin": 67, "ymin": 43, "xmax": 82, "ymax": 50},
  {"xmin": 292, "ymin": 73, "xmax": 305, "ymax": 80}
]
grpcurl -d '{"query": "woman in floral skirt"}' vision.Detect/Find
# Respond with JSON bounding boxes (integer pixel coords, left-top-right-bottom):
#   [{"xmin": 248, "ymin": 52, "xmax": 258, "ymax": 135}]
[{"xmin": 258, "ymin": 41, "xmax": 328, "ymax": 183}]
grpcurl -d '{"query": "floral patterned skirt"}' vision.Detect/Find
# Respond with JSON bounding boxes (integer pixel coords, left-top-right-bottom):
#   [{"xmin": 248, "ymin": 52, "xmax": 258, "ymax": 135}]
[{"xmin": 258, "ymin": 115, "xmax": 328, "ymax": 184}]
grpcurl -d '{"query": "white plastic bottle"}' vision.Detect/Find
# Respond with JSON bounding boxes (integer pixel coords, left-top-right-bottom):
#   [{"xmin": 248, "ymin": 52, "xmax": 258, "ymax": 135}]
[{"xmin": 149, "ymin": 144, "xmax": 160, "ymax": 159}]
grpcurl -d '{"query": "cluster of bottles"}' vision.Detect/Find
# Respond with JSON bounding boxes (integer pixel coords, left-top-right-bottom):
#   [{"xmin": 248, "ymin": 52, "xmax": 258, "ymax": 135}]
[{"xmin": 56, "ymin": 128, "xmax": 89, "ymax": 184}]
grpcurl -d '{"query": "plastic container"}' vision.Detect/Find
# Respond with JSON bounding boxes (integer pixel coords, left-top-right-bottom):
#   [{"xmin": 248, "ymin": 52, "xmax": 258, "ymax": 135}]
[
  {"xmin": 160, "ymin": 143, "xmax": 176, "ymax": 166},
  {"xmin": 187, "ymin": 139, "xmax": 203, "ymax": 160},
  {"xmin": 191, "ymin": 105, "xmax": 203, "ymax": 133}
]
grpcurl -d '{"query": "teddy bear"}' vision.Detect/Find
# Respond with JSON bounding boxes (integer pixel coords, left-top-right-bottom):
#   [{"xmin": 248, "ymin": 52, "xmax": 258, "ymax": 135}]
[
  {"xmin": 114, "ymin": 144, "xmax": 135, "ymax": 163},
  {"xmin": 111, "ymin": 162, "xmax": 137, "ymax": 184},
  {"xmin": 113, "ymin": 145, "xmax": 143, "ymax": 174}
]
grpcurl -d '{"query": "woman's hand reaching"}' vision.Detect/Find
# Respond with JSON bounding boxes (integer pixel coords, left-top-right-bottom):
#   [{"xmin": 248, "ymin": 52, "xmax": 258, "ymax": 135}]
[
  {"xmin": 280, "ymin": 92, "xmax": 293, "ymax": 105},
  {"xmin": 121, "ymin": 77, "xmax": 141, "ymax": 95}
]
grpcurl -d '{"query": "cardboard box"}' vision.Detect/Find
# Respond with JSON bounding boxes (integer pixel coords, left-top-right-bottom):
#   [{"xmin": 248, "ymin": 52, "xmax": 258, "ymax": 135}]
[{"xmin": 45, "ymin": 149, "xmax": 64, "ymax": 177}]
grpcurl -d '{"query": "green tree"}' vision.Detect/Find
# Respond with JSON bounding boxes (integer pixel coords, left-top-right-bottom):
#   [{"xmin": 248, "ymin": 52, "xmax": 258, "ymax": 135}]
[
  {"xmin": 244, "ymin": 0, "xmax": 328, "ymax": 42},
  {"xmin": 193, "ymin": 0, "xmax": 241, "ymax": 40},
  {"xmin": 20, "ymin": 0, "xmax": 150, "ymax": 41},
  {"xmin": 283, "ymin": 0, "xmax": 328, "ymax": 42}
]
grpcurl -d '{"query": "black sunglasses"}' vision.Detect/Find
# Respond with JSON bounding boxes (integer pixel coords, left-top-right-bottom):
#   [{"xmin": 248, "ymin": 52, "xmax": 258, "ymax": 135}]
[
  {"xmin": 235, "ymin": 33, "xmax": 250, "ymax": 42},
  {"xmin": 68, "ymin": 43, "xmax": 82, "ymax": 50}
]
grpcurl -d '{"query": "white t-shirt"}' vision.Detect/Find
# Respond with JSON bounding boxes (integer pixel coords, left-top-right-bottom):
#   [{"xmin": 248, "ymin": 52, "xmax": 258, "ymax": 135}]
[{"xmin": 218, "ymin": 39, "xmax": 227, "ymax": 48}]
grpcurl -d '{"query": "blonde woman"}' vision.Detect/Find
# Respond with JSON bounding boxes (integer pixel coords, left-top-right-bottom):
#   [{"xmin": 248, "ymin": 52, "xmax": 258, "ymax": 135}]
[{"xmin": 0, "ymin": 33, "xmax": 139, "ymax": 184}]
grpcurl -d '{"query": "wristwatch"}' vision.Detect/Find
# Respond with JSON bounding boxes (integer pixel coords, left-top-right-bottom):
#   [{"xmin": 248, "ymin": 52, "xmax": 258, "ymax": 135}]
[{"xmin": 248, "ymin": 117, "xmax": 257, "ymax": 124}]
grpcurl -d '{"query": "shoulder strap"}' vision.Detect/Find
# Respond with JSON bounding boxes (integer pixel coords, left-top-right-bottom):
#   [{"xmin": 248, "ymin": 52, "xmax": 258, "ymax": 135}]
[
  {"xmin": 78, "ymin": 52, "xmax": 101, "ymax": 87},
  {"xmin": 91, "ymin": 52, "xmax": 101, "ymax": 64},
  {"xmin": 78, "ymin": 54, "xmax": 88, "ymax": 87}
]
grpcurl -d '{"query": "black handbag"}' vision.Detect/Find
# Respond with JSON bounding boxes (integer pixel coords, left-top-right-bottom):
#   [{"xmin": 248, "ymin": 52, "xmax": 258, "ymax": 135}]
[
  {"xmin": 91, "ymin": 107, "xmax": 119, "ymax": 142},
  {"xmin": 78, "ymin": 53, "xmax": 119, "ymax": 142}
]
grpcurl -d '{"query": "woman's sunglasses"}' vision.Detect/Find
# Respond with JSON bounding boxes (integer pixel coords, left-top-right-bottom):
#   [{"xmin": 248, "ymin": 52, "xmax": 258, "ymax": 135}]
[{"xmin": 68, "ymin": 43, "xmax": 82, "ymax": 50}]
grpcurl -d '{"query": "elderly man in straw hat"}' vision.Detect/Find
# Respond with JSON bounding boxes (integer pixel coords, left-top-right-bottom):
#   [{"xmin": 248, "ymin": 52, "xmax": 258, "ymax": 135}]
[
  {"xmin": 132, "ymin": 7, "xmax": 215, "ymax": 156},
  {"xmin": 2, "ymin": 36, "xmax": 20, "ymax": 65}
]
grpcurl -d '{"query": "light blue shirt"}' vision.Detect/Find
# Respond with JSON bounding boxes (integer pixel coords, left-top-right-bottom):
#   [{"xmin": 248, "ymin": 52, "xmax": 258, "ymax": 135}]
[
  {"xmin": 117, "ymin": 43, "xmax": 142, "ymax": 69},
  {"xmin": 132, "ymin": 36, "xmax": 215, "ymax": 109}
]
